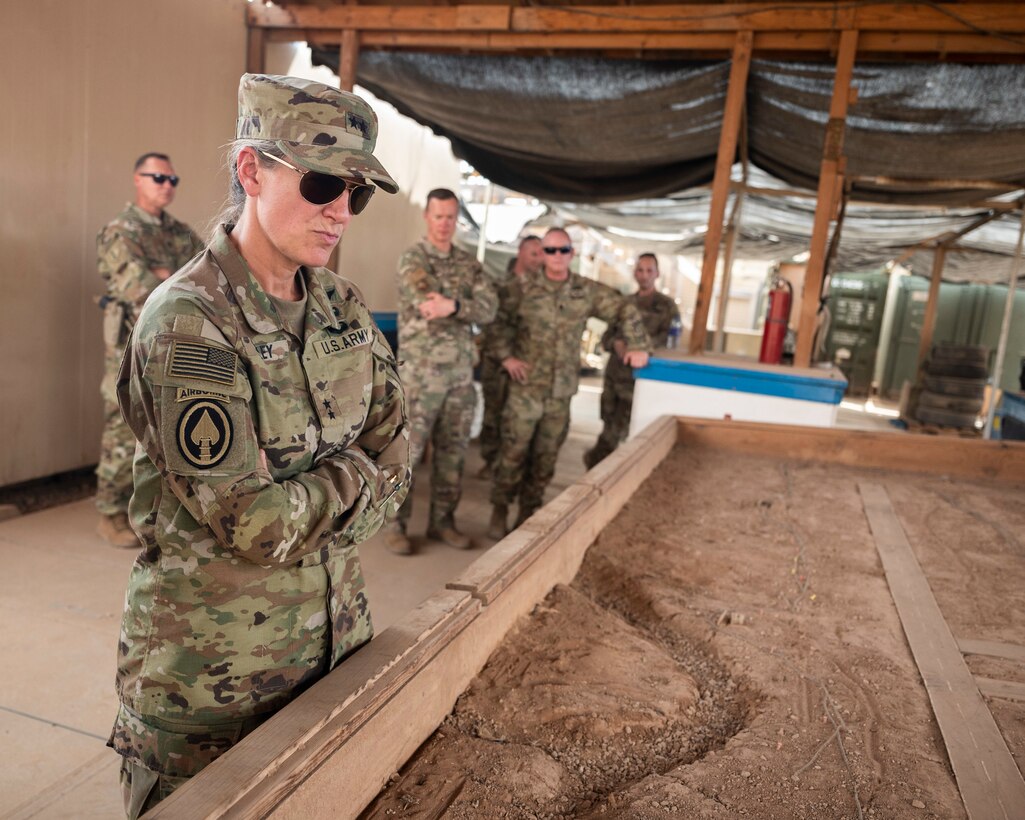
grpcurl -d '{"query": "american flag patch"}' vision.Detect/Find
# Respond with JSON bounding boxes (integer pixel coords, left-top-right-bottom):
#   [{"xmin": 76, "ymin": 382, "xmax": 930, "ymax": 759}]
[{"xmin": 168, "ymin": 341, "xmax": 238, "ymax": 387}]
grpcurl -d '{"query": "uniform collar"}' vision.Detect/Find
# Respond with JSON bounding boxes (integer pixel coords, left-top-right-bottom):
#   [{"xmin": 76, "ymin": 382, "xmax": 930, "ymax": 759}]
[
  {"xmin": 420, "ymin": 238, "xmax": 453, "ymax": 259},
  {"xmin": 126, "ymin": 202, "xmax": 166, "ymax": 227},
  {"xmin": 210, "ymin": 224, "xmax": 341, "ymax": 336}
]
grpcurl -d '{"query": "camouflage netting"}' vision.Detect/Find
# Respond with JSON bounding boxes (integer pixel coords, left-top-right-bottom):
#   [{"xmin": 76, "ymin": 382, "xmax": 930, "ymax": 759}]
[{"xmin": 313, "ymin": 50, "xmax": 1025, "ymax": 281}]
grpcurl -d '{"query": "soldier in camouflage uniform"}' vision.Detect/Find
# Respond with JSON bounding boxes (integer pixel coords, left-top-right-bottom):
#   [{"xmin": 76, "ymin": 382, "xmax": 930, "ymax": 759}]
[
  {"xmin": 477, "ymin": 235, "xmax": 543, "ymax": 477},
  {"xmin": 488, "ymin": 228, "xmax": 651, "ymax": 538},
  {"xmin": 584, "ymin": 253, "xmax": 680, "ymax": 469},
  {"xmin": 109, "ymin": 74, "xmax": 410, "ymax": 818},
  {"xmin": 383, "ymin": 189, "xmax": 498, "ymax": 555},
  {"xmin": 95, "ymin": 153, "xmax": 204, "ymax": 547}
]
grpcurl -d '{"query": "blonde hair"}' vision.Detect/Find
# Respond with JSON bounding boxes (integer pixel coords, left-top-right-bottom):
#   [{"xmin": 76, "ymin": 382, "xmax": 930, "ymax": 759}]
[{"xmin": 206, "ymin": 140, "xmax": 284, "ymax": 238}]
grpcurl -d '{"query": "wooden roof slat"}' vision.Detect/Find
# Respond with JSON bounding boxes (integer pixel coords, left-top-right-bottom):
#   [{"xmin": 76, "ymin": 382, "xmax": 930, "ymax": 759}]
[{"xmin": 249, "ymin": 3, "xmax": 1025, "ymax": 36}]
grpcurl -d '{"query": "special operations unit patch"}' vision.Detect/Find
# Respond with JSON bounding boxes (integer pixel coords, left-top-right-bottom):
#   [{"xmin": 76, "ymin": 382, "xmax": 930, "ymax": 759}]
[
  {"xmin": 168, "ymin": 340, "xmax": 238, "ymax": 386},
  {"xmin": 176, "ymin": 400, "xmax": 233, "ymax": 468}
]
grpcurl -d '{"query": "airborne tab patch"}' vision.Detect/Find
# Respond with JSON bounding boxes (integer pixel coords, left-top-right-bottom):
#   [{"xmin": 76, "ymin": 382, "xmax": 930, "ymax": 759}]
[
  {"xmin": 312, "ymin": 327, "xmax": 372, "ymax": 358},
  {"xmin": 175, "ymin": 388, "xmax": 230, "ymax": 404},
  {"xmin": 168, "ymin": 340, "xmax": 238, "ymax": 387}
]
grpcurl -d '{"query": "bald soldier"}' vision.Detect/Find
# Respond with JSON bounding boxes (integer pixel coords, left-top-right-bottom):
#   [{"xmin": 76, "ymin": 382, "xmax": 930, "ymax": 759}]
[
  {"xmin": 384, "ymin": 188, "xmax": 497, "ymax": 554},
  {"xmin": 477, "ymin": 235, "xmax": 543, "ymax": 478},
  {"xmin": 95, "ymin": 153, "xmax": 204, "ymax": 547},
  {"xmin": 585, "ymin": 253, "xmax": 680, "ymax": 469},
  {"xmin": 488, "ymin": 228, "xmax": 651, "ymax": 537}
]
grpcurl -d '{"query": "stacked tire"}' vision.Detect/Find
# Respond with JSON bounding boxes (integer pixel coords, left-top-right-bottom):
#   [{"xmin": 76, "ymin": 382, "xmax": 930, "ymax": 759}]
[{"xmin": 916, "ymin": 344, "xmax": 989, "ymax": 428}]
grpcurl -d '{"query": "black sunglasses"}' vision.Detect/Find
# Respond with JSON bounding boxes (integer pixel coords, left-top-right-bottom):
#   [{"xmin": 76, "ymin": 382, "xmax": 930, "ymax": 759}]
[
  {"xmin": 139, "ymin": 173, "xmax": 179, "ymax": 187},
  {"xmin": 543, "ymin": 245, "xmax": 573, "ymax": 255},
  {"xmin": 259, "ymin": 150, "xmax": 375, "ymax": 215}
]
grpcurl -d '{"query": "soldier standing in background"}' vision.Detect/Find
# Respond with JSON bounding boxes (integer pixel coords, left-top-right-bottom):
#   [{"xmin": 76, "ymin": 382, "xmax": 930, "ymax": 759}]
[
  {"xmin": 95, "ymin": 153, "xmax": 204, "ymax": 547},
  {"xmin": 487, "ymin": 228, "xmax": 651, "ymax": 538},
  {"xmin": 477, "ymin": 234, "xmax": 543, "ymax": 478},
  {"xmin": 584, "ymin": 252, "xmax": 679, "ymax": 469},
  {"xmin": 383, "ymin": 188, "xmax": 497, "ymax": 555}
]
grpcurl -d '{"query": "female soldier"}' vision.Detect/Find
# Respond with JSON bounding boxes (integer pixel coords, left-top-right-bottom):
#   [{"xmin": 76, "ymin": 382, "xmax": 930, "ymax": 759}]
[{"xmin": 108, "ymin": 74, "xmax": 410, "ymax": 817}]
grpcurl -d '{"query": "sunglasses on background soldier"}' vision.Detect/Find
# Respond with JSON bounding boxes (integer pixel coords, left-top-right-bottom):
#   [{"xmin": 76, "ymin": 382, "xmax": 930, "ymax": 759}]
[
  {"xmin": 259, "ymin": 150, "xmax": 375, "ymax": 215},
  {"xmin": 138, "ymin": 173, "xmax": 180, "ymax": 187}
]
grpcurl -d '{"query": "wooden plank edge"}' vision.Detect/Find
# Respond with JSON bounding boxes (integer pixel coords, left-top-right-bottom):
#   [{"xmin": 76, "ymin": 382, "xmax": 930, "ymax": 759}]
[
  {"xmin": 446, "ymin": 483, "xmax": 600, "ymax": 604},
  {"xmin": 677, "ymin": 416, "xmax": 1025, "ymax": 483},
  {"xmin": 450, "ymin": 413, "xmax": 677, "ymax": 605},
  {"xmin": 145, "ymin": 588, "xmax": 480, "ymax": 818},
  {"xmin": 858, "ymin": 482, "xmax": 1025, "ymax": 820},
  {"xmin": 268, "ymin": 472, "xmax": 625, "ymax": 817},
  {"xmin": 975, "ymin": 677, "xmax": 1025, "ymax": 703},
  {"xmin": 959, "ymin": 638, "xmax": 1025, "ymax": 664}
]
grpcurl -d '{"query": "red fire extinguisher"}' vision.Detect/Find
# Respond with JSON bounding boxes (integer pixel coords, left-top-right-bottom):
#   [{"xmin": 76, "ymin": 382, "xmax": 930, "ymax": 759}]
[{"xmin": 759, "ymin": 277, "xmax": 793, "ymax": 365}]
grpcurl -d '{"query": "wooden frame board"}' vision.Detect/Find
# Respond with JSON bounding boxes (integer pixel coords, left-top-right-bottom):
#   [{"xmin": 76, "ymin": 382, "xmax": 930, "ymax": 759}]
[
  {"xmin": 859, "ymin": 482, "xmax": 1025, "ymax": 820},
  {"xmin": 145, "ymin": 417, "xmax": 1025, "ymax": 818}
]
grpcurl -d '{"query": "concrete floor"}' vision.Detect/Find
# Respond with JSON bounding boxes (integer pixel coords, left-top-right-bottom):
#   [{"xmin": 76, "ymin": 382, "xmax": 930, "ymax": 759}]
[{"xmin": 0, "ymin": 380, "xmax": 896, "ymax": 818}]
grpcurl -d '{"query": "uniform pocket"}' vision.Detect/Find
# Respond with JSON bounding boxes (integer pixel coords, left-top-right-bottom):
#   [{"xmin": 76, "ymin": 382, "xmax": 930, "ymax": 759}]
[{"xmin": 304, "ymin": 333, "xmax": 374, "ymax": 448}]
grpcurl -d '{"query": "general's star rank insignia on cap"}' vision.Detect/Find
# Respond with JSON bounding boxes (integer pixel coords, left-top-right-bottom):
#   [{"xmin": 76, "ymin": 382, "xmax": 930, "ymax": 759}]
[
  {"xmin": 168, "ymin": 340, "xmax": 238, "ymax": 387},
  {"xmin": 176, "ymin": 400, "xmax": 234, "ymax": 469}
]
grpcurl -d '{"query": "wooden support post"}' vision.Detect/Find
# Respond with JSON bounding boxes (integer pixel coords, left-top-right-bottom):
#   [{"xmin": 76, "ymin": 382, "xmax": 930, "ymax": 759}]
[
  {"xmin": 339, "ymin": 29, "xmax": 360, "ymax": 92},
  {"xmin": 246, "ymin": 26, "xmax": 265, "ymax": 74},
  {"xmin": 713, "ymin": 193, "xmax": 744, "ymax": 353},
  {"xmin": 793, "ymin": 29, "xmax": 858, "ymax": 368},
  {"xmin": 916, "ymin": 243, "xmax": 948, "ymax": 374},
  {"xmin": 689, "ymin": 30, "xmax": 752, "ymax": 355}
]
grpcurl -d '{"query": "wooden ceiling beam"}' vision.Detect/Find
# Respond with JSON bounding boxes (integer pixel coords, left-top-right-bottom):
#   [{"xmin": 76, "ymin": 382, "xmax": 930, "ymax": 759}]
[
  {"xmin": 249, "ymin": 3, "xmax": 1025, "ymax": 37},
  {"xmin": 273, "ymin": 27, "xmax": 1024, "ymax": 57}
]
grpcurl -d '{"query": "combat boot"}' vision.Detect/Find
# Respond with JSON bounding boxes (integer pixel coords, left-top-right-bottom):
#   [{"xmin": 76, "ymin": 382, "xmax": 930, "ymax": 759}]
[
  {"xmin": 514, "ymin": 503, "xmax": 541, "ymax": 529},
  {"xmin": 382, "ymin": 523, "xmax": 413, "ymax": 555},
  {"xmin": 487, "ymin": 505, "xmax": 508, "ymax": 540},
  {"xmin": 97, "ymin": 513, "xmax": 139, "ymax": 549},
  {"xmin": 426, "ymin": 517, "xmax": 472, "ymax": 550}
]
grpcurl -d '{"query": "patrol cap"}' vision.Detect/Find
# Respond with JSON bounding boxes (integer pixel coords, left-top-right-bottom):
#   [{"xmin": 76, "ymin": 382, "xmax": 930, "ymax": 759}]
[{"xmin": 236, "ymin": 73, "xmax": 398, "ymax": 194}]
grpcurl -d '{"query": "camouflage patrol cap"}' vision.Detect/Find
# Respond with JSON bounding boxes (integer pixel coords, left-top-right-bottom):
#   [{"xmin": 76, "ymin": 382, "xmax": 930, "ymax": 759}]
[{"xmin": 236, "ymin": 73, "xmax": 398, "ymax": 194}]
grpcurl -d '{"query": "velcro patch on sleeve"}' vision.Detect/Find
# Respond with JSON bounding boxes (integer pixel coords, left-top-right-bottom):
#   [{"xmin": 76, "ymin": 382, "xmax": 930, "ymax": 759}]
[{"xmin": 167, "ymin": 340, "xmax": 238, "ymax": 387}]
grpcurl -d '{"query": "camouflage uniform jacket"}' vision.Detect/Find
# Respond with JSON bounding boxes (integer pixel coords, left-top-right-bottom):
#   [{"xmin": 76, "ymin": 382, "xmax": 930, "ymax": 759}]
[
  {"xmin": 397, "ymin": 240, "xmax": 497, "ymax": 382},
  {"xmin": 97, "ymin": 202, "xmax": 204, "ymax": 348},
  {"xmin": 491, "ymin": 272, "xmax": 652, "ymax": 401},
  {"xmin": 480, "ymin": 258, "xmax": 522, "ymax": 363},
  {"xmin": 110, "ymin": 224, "xmax": 410, "ymax": 777},
  {"xmin": 603, "ymin": 291, "xmax": 680, "ymax": 386}
]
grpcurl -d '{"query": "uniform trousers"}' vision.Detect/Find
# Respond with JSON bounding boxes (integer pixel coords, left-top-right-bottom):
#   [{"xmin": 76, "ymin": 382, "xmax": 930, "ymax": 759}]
[
  {"xmin": 491, "ymin": 385, "xmax": 571, "ymax": 517},
  {"xmin": 397, "ymin": 370, "xmax": 476, "ymax": 529}
]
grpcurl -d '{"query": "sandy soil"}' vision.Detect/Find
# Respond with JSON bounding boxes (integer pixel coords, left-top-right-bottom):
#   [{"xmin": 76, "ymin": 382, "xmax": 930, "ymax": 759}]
[{"xmin": 364, "ymin": 445, "xmax": 1025, "ymax": 819}]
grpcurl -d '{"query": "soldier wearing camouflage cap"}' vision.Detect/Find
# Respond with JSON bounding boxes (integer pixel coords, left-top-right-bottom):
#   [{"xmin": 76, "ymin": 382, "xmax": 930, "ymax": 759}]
[
  {"xmin": 109, "ymin": 74, "xmax": 410, "ymax": 818},
  {"xmin": 95, "ymin": 153, "xmax": 204, "ymax": 547}
]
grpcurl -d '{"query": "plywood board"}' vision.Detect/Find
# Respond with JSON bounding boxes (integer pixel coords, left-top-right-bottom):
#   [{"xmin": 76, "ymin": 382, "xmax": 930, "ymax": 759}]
[
  {"xmin": 959, "ymin": 638, "xmax": 1025, "ymax": 664},
  {"xmin": 859, "ymin": 482, "xmax": 1025, "ymax": 820},
  {"xmin": 975, "ymin": 677, "xmax": 1025, "ymax": 703},
  {"xmin": 677, "ymin": 417, "xmax": 1025, "ymax": 483}
]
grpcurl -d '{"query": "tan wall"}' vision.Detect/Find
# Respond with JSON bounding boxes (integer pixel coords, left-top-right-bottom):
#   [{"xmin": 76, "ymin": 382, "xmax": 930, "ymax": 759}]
[
  {"xmin": 0, "ymin": 0, "xmax": 245, "ymax": 487},
  {"xmin": 0, "ymin": 13, "xmax": 462, "ymax": 488}
]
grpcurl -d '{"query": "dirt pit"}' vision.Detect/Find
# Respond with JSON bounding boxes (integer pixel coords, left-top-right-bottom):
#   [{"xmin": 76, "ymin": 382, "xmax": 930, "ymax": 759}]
[{"xmin": 365, "ymin": 444, "xmax": 1025, "ymax": 819}]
